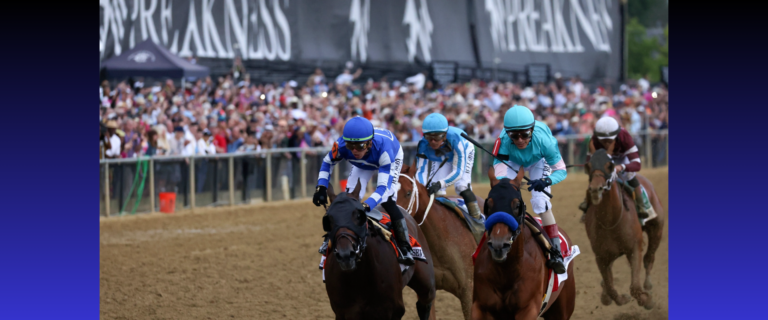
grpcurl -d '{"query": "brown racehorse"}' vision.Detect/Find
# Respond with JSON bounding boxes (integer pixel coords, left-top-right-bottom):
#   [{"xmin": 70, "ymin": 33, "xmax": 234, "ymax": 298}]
[
  {"xmin": 583, "ymin": 149, "xmax": 665, "ymax": 310},
  {"xmin": 472, "ymin": 166, "xmax": 576, "ymax": 320},
  {"xmin": 396, "ymin": 163, "xmax": 486, "ymax": 320},
  {"xmin": 324, "ymin": 181, "xmax": 436, "ymax": 320}
]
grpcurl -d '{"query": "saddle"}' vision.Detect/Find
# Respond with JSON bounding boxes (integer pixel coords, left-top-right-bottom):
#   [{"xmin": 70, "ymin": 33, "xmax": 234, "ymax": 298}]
[{"xmin": 434, "ymin": 197, "xmax": 486, "ymax": 244}]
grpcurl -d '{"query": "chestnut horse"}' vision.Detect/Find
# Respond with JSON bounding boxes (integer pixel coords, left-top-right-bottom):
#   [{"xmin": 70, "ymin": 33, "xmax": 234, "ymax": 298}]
[
  {"xmin": 583, "ymin": 149, "xmax": 665, "ymax": 310},
  {"xmin": 472, "ymin": 166, "xmax": 575, "ymax": 320},
  {"xmin": 396, "ymin": 163, "xmax": 486, "ymax": 320},
  {"xmin": 324, "ymin": 181, "xmax": 436, "ymax": 320}
]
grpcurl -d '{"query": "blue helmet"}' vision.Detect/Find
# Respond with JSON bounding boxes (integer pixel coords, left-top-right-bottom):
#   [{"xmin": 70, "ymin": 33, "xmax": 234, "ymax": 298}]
[
  {"xmin": 342, "ymin": 117, "xmax": 374, "ymax": 142},
  {"xmin": 422, "ymin": 113, "xmax": 449, "ymax": 133},
  {"xmin": 503, "ymin": 105, "xmax": 535, "ymax": 131}
]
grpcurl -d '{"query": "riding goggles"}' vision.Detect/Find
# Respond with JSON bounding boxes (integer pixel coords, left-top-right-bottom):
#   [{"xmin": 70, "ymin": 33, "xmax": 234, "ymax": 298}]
[
  {"xmin": 346, "ymin": 141, "xmax": 369, "ymax": 151},
  {"xmin": 506, "ymin": 129, "xmax": 532, "ymax": 141},
  {"xmin": 424, "ymin": 132, "xmax": 446, "ymax": 142}
]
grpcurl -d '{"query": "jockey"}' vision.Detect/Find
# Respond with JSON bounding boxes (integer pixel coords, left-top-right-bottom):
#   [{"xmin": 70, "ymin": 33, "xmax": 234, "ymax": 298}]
[
  {"xmin": 492, "ymin": 105, "xmax": 567, "ymax": 274},
  {"xmin": 312, "ymin": 116, "xmax": 415, "ymax": 265},
  {"xmin": 415, "ymin": 113, "xmax": 482, "ymax": 219},
  {"xmin": 579, "ymin": 116, "xmax": 657, "ymax": 222}
]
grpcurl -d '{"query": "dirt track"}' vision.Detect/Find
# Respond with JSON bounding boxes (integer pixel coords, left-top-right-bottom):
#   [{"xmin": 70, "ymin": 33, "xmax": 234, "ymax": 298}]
[{"xmin": 100, "ymin": 167, "xmax": 668, "ymax": 320}]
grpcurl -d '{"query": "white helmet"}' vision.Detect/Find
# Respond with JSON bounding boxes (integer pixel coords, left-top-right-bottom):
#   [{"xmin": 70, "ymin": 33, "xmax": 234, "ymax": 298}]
[{"xmin": 595, "ymin": 116, "xmax": 620, "ymax": 140}]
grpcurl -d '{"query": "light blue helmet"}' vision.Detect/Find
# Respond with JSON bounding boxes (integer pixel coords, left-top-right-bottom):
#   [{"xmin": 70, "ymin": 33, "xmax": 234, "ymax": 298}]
[
  {"xmin": 342, "ymin": 117, "xmax": 374, "ymax": 142},
  {"xmin": 503, "ymin": 105, "xmax": 535, "ymax": 131},
  {"xmin": 422, "ymin": 113, "xmax": 449, "ymax": 133}
]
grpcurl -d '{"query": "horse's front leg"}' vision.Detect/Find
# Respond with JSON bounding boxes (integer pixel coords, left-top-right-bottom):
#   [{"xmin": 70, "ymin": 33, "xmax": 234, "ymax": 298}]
[
  {"xmin": 627, "ymin": 243, "xmax": 654, "ymax": 310},
  {"xmin": 514, "ymin": 304, "xmax": 542, "ymax": 320}
]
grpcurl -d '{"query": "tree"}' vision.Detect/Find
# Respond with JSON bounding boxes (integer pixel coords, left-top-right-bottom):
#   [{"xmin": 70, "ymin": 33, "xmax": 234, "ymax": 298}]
[{"xmin": 627, "ymin": 18, "xmax": 668, "ymax": 82}]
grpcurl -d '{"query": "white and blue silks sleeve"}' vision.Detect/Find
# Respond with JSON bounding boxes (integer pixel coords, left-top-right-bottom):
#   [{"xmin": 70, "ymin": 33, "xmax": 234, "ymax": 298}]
[
  {"xmin": 415, "ymin": 141, "xmax": 430, "ymax": 185},
  {"xmin": 364, "ymin": 150, "xmax": 394, "ymax": 209},
  {"xmin": 317, "ymin": 151, "xmax": 338, "ymax": 188},
  {"xmin": 438, "ymin": 140, "xmax": 467, "ymax": 188}
]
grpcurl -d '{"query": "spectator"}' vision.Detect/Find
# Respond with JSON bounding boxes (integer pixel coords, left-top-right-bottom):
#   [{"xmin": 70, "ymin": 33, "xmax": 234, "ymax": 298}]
[
  {"xmin": 197, "ymin": 129, "xmax": 216, "ymax": 155},
  {"xmin": 169, "ymin": 126, "xmax": 194, "ymax": 156},
  {"xmin": 104, "ymin": 120, "xmax": 121, "ymax": 159}
]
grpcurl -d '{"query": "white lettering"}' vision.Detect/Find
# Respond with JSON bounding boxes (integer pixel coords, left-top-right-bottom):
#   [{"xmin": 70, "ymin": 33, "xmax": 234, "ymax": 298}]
[
  {"xmin": 505, "ymin": 0, "xmax": 518, "ymax": 52},
  {"xmin": 202, "ymin": 0, "xmax": 228, "ymax": 57},
  {"xmin": 225, "ymin": 0, "xmax": 248, "ymax": 58},
  {"xmin": 403, "ymin": 0, "xmax": 433, "ymax": 63},
  {"xmin": 553, "ymin": 0, "xmax": 577, "ymax": 52},
  {"xmin": 140, "ymin": 0, "xmax": 160, "ymax": 44},
  {"xmin": 349, "ymin": 0, "xmax": 370, "ymax": 62},
  {"xmin": 179, "ymin": 1, "xmax": 204, "ymax": 58},
  {"xmin": 258, "ymin": 0, "xmax": 277, "ymax": 60},
  {"xmin": 160, "ymin": 0, "xmax": 172, "ymax": 45},
  {"xmin": 273, "ymin": 0, "xmax": 291, "ymax": 61},
  {"xmin": 541, "ymin": 0, "xmax": 558, "ymax": 52}
]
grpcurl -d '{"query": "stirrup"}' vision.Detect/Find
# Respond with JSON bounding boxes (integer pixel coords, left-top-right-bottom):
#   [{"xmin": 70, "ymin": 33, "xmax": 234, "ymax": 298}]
[
  {"xmin": 318, "ymin": 237, "xmax": 330, "ymax": 255},
  {"xmin": 548, "ymin": 255, "xmax": 566, "ymax": 274},
  {"xmin": 398, "ymin": 246, "xmax": 416, "ymax": 265}
]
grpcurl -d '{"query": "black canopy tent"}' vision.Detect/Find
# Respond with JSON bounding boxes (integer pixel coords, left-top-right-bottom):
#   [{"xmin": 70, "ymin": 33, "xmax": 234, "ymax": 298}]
[{"xmin": 100, "ymin": 39, "xmax": 209, "ymax": 81}]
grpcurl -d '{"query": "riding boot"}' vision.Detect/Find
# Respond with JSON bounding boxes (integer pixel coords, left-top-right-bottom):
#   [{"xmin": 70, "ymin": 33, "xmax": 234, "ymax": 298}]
[
  {"xmin": 459, "ymin": 189, "xmax": 482, "ymax": 219},
  {"xmin": 628, "ymin": 178, "xmax": 652, "ymax": 220},
  {"xmin": 392, "ymin": 219, "xmax": 416, "ymax": 266},
  {"xmin": 543, "ymin": 225, "xmax": 566, "ymax": 274}
]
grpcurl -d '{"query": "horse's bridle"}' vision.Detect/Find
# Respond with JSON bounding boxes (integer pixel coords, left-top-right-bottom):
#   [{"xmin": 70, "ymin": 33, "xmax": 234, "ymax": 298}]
[
  {"xmin": 485, "ymin": 184, "xmax": 526, "ymax": 243},
  {"xmin": 332, "ymin": 223, "xmax": 368, "ymax": 262}
]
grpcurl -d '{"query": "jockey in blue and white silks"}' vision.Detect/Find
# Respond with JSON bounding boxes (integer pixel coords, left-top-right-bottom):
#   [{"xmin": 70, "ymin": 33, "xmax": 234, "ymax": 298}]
[
  {"xmin": 312, "ymin": 116, "xmax": 414, "ymax": 265},
  {"xmin": 492, "ymin": 105, "xmax": 568, "ymax": 274},
  {"xmin": 415, "ymin": 113, "xmax": 482, "ymax": 219}
]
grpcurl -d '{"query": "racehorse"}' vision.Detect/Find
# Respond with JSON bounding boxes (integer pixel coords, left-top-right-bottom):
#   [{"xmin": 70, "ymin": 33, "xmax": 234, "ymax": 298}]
[
  {"xmin": 396, "ymin": 163, "xmax": 486, "ymax": 320},
  {"xmin": 583, "ymin": 149, "xmax": 665, "ymax": 310},
  {"xmin": 472, "ymin": 166, "xmax": 576, "ymax": 320},
  {"xmin": 324, "ymin": 180, "xmax": 436, "ymax": 320}
]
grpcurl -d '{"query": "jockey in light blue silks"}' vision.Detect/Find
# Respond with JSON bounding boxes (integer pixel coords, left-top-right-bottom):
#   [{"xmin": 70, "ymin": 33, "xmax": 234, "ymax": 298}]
[
  {"xmin": 312, "ymin": 116, "xmax": 415, "ymax": 265},
  {"xmin": 415, "ymin": 113, "xmax": 482, "ymax": 219},
  {"xmin": 492, "ymin": 105, "xmax": 568, "ymax": 274}
]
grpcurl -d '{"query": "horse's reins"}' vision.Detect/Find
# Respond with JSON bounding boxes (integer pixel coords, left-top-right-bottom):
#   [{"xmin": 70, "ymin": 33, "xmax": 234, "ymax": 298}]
[{"xmin": 399, "ymin": 157, "xmax": 448, "ymax": 226}]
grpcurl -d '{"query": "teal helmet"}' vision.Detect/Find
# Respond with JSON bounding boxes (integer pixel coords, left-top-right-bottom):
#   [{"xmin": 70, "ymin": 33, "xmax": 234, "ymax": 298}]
[
  {"xmin": 503, "ymin": 105, "xmax": 535, "ymax": 131},
  {"xmin": 422, "ymin": 113, "xmax": 449, "ymax": 133}
]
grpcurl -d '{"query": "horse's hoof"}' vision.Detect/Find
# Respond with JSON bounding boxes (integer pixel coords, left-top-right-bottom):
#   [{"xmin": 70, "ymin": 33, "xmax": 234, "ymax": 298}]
[
  {"xmin": 644, "ymin": 279, "xmax": 653, "ymax": 291},
  {"xmin": 600, "ymin": 292, "xmax": 612, "ymax": 306},
  {"xmin": 642, "ymin": 296, "xmax": 655, "ymax": 310},
  {"xmin": 615, "ymin": 294, "xmax": 631, "ymax": 306}
]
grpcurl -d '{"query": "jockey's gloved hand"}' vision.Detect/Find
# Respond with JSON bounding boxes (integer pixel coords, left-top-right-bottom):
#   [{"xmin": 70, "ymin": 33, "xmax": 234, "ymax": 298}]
[
  {"xmin": 527, "ymin": 177, "xmax": 552, "ymax": 192},
  {"xmin": 362, "ymin": 202, "xmax": 371, "ymax": 212},
  {"xmin": 313, "ymin": 185, "xmax": 328, "ymax": 206},
  {"xmin": 427, "ymin": 182, "xmax": 442, "ymax": 196}
]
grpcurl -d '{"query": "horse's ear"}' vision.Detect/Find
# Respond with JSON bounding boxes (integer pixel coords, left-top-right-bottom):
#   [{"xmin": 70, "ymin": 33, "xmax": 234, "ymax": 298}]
[
  {"xmin": 488, "ymin": 165, "xmax": 499, "ymax": 188},
  {"xmin": 327, "ymin": 183, "xmax": 337, "ymax": 204},
  {"xmin": 409, "ymin": 159, "xmax": 417, "ymax": 176},
  {"xmin": 401, "ymin": 164, "xmax": 410, "ymax": 174},
  {"xmin": 486, "ymin": 198, "xmax": 494, "ymax": 213},
  {"xmin": 513, "ymin": 165, "xmax": 525, "ymax": 187},
  {"xmin": 350, "ymin": 178, "xmax": 363, "ymax": 198}
]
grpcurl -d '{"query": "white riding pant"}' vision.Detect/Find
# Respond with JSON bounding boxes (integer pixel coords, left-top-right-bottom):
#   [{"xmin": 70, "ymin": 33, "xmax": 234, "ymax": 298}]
[
  {"xmin": 427, "ymin": 147, "xmax": 475, "ymax": 195},
  {"xmin": 497, "ymin": 158, "xmax": 556, "ymax": 226},
  {"xmin": 346, "ymin": 147, "xmax": 403, "ymax": 203}
]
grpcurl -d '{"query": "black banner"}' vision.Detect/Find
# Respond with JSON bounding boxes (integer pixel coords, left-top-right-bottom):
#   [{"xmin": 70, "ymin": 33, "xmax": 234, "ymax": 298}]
[
  {"xmin": 473, "ymin": 0, "xmax": 623, "ymax": 81},
  {"xmin": 100, "ymin": 0, "xmax": 624, "ymax": 82}
]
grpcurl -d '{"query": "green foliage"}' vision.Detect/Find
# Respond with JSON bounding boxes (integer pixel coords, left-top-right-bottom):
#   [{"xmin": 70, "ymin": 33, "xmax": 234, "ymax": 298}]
[{"xmin": 627, "ymin": 18, "xmax": 667, "ymax": 82}]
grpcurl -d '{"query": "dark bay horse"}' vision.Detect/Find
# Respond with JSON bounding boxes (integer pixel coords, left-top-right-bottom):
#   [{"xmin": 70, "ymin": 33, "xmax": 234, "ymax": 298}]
[
  {"xmin": 583, "ymin": 149, "xmax": 665, "ymax": 310},
  {"xmin": 472, "ymin": 166, "xmax": 575, "ymax": 320},
  {"xmin": 324, "ymin": 181, "xmax": 436, "ymax": 320},
  {"xmin": 396, "ymin": 163, "xmax": 486, "ymax": 320}
]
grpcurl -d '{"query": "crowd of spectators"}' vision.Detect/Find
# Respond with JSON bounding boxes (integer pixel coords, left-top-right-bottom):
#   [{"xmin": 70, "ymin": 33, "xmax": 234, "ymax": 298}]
[{"xmin": 99, "ymin": 65, "xmax": 669, "ymax": 163}]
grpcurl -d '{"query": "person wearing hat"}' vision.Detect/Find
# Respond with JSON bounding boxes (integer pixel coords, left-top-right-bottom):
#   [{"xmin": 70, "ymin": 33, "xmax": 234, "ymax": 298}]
[
  {"xmin": 491, "ymin": 105, "xmax": 568, "ymax": 274},
  {"xmin": 312, "ymin": 116, "xmax": 415, "ymax": 265},
  {"xmin": 415, "ymin": 113, "xmax": 483, "ymax": 228},
  {"xmin": 169, "ymin": 126, "xmax": 195, "ymax": 156},
  {"xmin": 103, "ymin": 120, "xmax": 122, "ymax": 159},
  {"xmin": 578, "ymin": 116, "xmax": 657, "ymax": 223},
  {"xmin": 197, "ymin": 129, "xmax": 216, "ymax": 155}
]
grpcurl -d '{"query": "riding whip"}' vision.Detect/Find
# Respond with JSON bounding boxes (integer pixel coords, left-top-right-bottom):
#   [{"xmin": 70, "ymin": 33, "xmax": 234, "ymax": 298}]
[{"xmin": 460, "ymin": 132, "xmax": 553, "ymax": 199}]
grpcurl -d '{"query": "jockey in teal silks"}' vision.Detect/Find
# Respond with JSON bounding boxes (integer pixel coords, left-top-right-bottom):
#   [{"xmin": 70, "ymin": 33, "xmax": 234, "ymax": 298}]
[
  {"xmin": 414, "ymin": 113, "xmax": 482, "ymax": 219},
  {"xmin": 312, "ymin": 116, "xmax": 415, "ymax": 265},
  {"xmin": 492, "ymin": 106, "xmax": 568, "ymax": 274}
]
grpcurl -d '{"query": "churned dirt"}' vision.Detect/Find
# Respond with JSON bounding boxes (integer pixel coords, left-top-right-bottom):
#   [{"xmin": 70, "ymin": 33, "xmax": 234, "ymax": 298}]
[{"xmin": 100, "ymin": 167, "xmax": 668, "ymax": 320}]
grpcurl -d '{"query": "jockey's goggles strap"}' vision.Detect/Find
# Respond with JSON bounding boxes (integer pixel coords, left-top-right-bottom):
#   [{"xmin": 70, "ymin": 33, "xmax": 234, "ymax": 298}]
[{"xmin": 596, "ymin": 128, "xmax": 620, "ymax": 139}]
